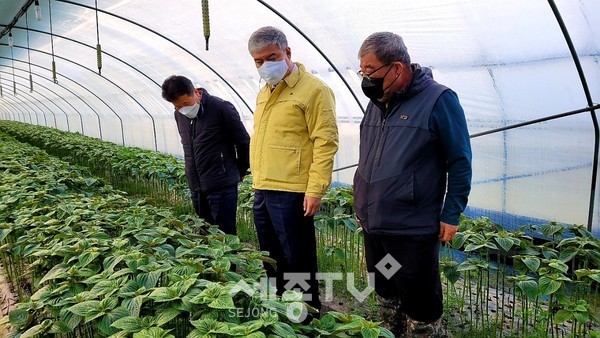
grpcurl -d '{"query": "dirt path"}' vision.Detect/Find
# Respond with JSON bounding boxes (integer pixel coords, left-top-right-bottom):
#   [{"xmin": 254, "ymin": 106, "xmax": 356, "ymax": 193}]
[{"xmin": 0, "ymin": 264, "xmax": 18, "ymax": 335}]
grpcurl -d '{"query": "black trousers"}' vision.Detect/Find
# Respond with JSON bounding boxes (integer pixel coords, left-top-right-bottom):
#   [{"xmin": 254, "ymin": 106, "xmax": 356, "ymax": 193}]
[
  {"xmin": 191, "ymin": 185, "xmax": 238, "ymax": 235},
  {"xmin": 364, "ymin": 231, "xmax": 443, "ymax": 323},
  {"xmin": 253, "ymin": 190, "xmax": 321, "ymax": 311}
]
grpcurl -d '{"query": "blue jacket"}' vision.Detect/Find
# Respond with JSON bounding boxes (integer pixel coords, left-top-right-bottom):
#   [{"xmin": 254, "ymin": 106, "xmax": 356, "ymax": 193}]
[
  {"xmin": 353, "ymin": 65, "xmax": 472, "ymax": 235},
  {"xmin": 175, "ymin": 88, "xmax": 250, "ymax": 193}
]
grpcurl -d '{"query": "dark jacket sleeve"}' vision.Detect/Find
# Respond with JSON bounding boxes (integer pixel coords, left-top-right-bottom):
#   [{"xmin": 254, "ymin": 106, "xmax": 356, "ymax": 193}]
[
  {"xmin": 222, "ymin": 102, "xmax": 250, "ymax": 177},
  {"xmin": 430, "ymin": 90, "xmax": 472, "ymax": 225},
  {"xmin": 174, "ymin": 111, "xmax": 201, "ymax": 192}
]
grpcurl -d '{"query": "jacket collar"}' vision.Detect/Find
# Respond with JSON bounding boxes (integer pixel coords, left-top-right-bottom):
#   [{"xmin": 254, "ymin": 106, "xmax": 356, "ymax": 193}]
[
  {"xmin": 261, "ymin": 62, "xmax": 304, "ymax": 92},
  {"xmin": 282, "ymin": 62, "xmax": 304, "ymax": 88},
  {"xmin": 391, "ymin": 63, "xmax": 434, "ymax": 101},
  {"xmin": 197, "ymin": 87, "xmax": 210, "ymax": 104},
  {"xmin": 372, "ymin": 63, "xmax": 435, "ymax": 113}
]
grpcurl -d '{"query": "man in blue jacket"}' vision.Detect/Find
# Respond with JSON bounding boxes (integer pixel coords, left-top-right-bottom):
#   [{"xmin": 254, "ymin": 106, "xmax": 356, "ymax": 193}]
[
  {"xmin": 353, "ymin": 32, "xmax": 472, "ymax": 336},
  {"xmin": 161, "ymin": 75, "xmax": 250, "ymax": 235}
]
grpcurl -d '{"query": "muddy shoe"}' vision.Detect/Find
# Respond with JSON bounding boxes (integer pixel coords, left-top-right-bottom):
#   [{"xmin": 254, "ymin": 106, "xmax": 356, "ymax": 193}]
[
  {"xmin": 406, "ymin": 317, "xmax": 446, "ymax": 338},
  {"xmin": 377, "ymin": 295, "xmax": 407, "ymax": 336}
]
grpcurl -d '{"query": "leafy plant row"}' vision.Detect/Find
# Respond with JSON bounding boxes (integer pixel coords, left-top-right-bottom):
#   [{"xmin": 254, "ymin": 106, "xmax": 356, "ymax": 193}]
[
  {"xmin": 0, "ymin": 121, "xmax": 190, "ymax": 212},
  {"xmin": 441, "ymin": 217, "xmax": 600, "ymax": 337},
  {"xmin": 0, "ymin": 120, "xmax": 371, "ymax": 305},
  {"xmin": 0, "ymin": 134, "xmax": 392, "ymax": 337},
  {"xmin": 6, "ymin": 121, "xmax": 600, "ymax": 336}
]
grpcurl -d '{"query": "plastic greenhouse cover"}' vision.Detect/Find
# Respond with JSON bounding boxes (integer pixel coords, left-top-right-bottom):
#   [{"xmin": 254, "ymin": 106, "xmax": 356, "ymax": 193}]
[{"xmin": 0, "ymin": 0, "xmax": 599, "ymax": 232}]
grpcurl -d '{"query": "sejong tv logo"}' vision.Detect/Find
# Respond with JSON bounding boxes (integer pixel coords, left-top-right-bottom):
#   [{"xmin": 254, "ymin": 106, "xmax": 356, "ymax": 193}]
[{"xmin": 228, "ymin": 254, "xmax": 401, "ymax": 322}]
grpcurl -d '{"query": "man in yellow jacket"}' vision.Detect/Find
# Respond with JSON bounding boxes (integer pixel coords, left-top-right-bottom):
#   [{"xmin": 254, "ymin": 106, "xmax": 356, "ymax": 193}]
[{"xmin": 247, "ymin": 26, "xmax": 339, "ymax": 318}]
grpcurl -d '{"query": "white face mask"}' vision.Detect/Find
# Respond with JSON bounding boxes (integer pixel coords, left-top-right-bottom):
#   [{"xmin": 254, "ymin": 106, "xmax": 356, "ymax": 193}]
[
  {"xmin": 257, "ymin": 59, "xmax": 289, "ymax": 85},
  {"xmin": 178, "ymin": 103, "xmax": 200, "ymax": 119}
]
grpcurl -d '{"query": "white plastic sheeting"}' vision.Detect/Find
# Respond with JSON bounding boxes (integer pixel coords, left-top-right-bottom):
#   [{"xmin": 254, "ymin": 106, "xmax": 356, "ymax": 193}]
[{"xmin": 0, "ymin": 0, "xmax": 599, "ymax": 233}]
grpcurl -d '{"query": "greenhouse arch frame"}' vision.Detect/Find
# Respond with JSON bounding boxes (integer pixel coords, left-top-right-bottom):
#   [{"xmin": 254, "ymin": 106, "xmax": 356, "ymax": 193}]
[{"xmin": 1, "ymin": 0, "xmax": 599, "ymax": 234}]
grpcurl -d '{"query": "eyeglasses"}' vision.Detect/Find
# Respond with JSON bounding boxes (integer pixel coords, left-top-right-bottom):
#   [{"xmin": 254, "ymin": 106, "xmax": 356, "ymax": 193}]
[{"xmin": 357, "ymin": 63, "xmax": 391, "ymax": 81}]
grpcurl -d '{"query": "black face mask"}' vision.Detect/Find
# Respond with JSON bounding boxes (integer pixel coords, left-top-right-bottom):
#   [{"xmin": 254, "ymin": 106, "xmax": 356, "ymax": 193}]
[
  {"xmin": 361, "ymin": 76, "xmax": 385, "ymax": 101},
  {"xmin": 360, "ymin": 64, "xmax": 396, "ymax": 101}
]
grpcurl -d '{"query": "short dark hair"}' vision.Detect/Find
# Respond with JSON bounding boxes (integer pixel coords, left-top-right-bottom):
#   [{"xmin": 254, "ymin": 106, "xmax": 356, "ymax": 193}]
[
  {"xmin": 161, "ymin": 75, "xmax": 194, "ymax": 102},
  {"xmin": 358, "ymin": 32, "xmax": 411, "ymax": 66}
]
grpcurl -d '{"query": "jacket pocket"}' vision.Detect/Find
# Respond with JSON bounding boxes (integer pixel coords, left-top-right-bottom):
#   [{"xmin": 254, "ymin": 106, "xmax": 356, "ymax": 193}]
[
  {"xmin": 392, "ymin": 172, "xmax": 416, "ymax": 204},
  {"xmin": 263, "ymin": 145, "xmax": 301, "ymax": 182},
  {"xmin": 353, "ymin": 170, "xmax": 368, "ymax": 228},
  {"xmin": 369, "ymin": 171, "xmax": 417, "ymax": 222}
]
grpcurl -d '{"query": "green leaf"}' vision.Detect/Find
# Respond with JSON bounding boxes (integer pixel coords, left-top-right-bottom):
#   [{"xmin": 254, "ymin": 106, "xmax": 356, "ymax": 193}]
[
  {"xmin": 8, "ymin": 308, "xmax": 30, "ymax": 326},
  {"xmin": 111, "ymin": 268, "xmax": 134, "ymax": 279},
  {"xmin": 378, "ymin": 327, "xmax": 395, "ymax": 338},
  {"xmin": 588, "ymin": 273, "xmax": 600, "ymax": 284},
  {"xmin": 208, "ymin": 294, "xmax": 235, "ymax": 309},
  {"xmin": 132, "ymin": 327, "xmax": 175, "ymax": 338},
  {"xmin": 111, "ymin": 316, "xmax": 144, "ymax": 332},
  {"xmin": 53, "ymin": 311, "xmax": 81, "ymax": 332},
  {"xmin": 123, "ymin": 296, "xmax": 144, "ymax": 318},
  {"xmin": 78, "ymin": 251, "xmax": 101, "ymax": 268},
  {"xmin": 98, "ymin": 307, "xmax": 130, "ymax": 335},
  {"xmin": 0, "ymin": 228, "xmax": 12, "ymax": 242},
  {"xmin": 521, "ymin": 256, "xmax": 541, "ymax": 272},
  {"xmin": 494, "ymin": 237, "xmax": 514, "ymax": 252},
  {"xmin": 441, "ymin": 264, "xmax": 460, "ymax": 284},
  {"xmin": 464, "ymin": 243, "xmax": 484, "ymax": 252},
  {"xmin": 155, "ymin": 308, "xmax": 180, "ymax": 326},
  {"xmin": 548, "ymin": 260, "xmax": 569, "ymax": 274},
  {"xmin": 361, "ymin": 327, "xmax": 380, "ymax": 338},
  {"xmin": 456, "ymin": 261, "xmax": 477, "ymax": 272},
  {"xmin": 484, "ymin": 242, "xmax": 498, "ymax": 250},
  {"xmin": 336, "ymin": 320, "xmax": 363, "ymax": 331},
  {"xmin": 573, "ymin": 312, "xmax": 590, "ymax": 324},
  {"xmin": 68, "ymin": 300, "xmax": 101, "ymax": 317},
  {"xmin": 554, "ymin": 309, "xmax": 572, "ymax": 324},
  {"xmin": 342, "ymin": 218, "xmax": 358, "ymax": 232},
  {"xmin": 186, "ymin": 329, "xmax": 210, "ymax": 338},
  {"xmin": 90, "ymin": 280, "xmax": 120, "ymax": 298},
  {"xmin": 21, "ymin": 323, "xmax": 47, "ymax": 338},
  {"xmin": 334, "ymin": 247, "xmax": 345, "ymax": 260},
  {"xmin": 103, "ymin": 255, "xmax": 124, "ymax": 272},
  {"xmin": 50, "ymin": 320, "xmax": 77, "ymax": 334},
  {"xmin": 281, "ymin": 290, "xmax": 303, "ymax": 302},
  {"xmin": 38, "ymin": 263, "xmax": 69, "ymax": 285},
  {"xmin": 149, "ymin": 287, "xmax": 180, "ymax": 302},
  {"xmin": 538, "ymin": 276, "xmax": 562, "ymax": 296},
  {"xmin": 516, "ymin": 280, "xmax": 539, "ymax": 299},
  {"xmin": 137, "ymin": 271, "xmax": 162, "ymax": 289},
  {"xmin": 558, "ymin": 247, "xmax": 578, "ymax": 263},
  {"xmin": 271, "ymin": 322, "xmax": 296, "ymax": 337}
]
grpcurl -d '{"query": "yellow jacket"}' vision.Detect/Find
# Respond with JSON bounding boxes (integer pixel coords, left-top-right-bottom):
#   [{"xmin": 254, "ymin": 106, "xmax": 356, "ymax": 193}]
[{"xmin": 250, "ymin": 63, "xmax": 339, "ymax": 198}]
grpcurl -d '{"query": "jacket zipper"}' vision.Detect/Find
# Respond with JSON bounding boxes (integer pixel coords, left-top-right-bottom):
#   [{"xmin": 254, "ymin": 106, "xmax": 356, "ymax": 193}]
[
  {"xmin": 370, "ymin": 115, "xmax": 387, "ymax": 178},
  {"xmin": 189, "ymin": 118, "xmax": 200, "ymax": 190}
]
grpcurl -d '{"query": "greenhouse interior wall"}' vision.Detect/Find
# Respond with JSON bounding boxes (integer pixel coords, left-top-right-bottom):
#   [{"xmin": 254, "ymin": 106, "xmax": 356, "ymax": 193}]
[{"xmin": 1, "ymin": 0, "xmax": 600, "ymax": 236}]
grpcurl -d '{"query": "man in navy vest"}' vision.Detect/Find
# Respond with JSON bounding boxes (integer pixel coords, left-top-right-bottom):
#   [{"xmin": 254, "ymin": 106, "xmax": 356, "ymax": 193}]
[{"xmin": 353, "ymin": 32, "xmax": 472, "ymax": 337}]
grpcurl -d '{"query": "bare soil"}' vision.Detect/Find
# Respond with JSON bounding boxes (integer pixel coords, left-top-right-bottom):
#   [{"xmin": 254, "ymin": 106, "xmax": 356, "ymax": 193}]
[{"xmin": 0, "ymin": 263, "xmax": 18, "ymax": 336}]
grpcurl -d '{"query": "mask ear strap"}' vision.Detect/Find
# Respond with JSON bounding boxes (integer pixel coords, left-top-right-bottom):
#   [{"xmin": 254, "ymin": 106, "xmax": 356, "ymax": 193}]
[{"xmin": 383, "ymin": 68, "xmax": 401, "ymax": 93}]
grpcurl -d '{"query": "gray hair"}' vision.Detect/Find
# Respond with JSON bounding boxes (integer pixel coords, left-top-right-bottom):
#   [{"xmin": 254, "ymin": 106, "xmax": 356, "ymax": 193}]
[
  {"xmin": 248, "ymin": 26, "xmax": 288, "ymax": 54},
  {"xmin": 358, "ymin": 32, "xmax": 411, "ymax": 66}
]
